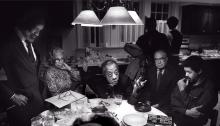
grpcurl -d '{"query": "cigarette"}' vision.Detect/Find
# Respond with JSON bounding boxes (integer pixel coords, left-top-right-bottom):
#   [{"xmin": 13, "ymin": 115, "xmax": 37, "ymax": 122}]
[
  {"xmin": 6, "ymin": 105, "xmax": 16, "ymax": 110},
  {"xmin": 186, "ymin": 79, "xmax": 189, "ymax": 86}
]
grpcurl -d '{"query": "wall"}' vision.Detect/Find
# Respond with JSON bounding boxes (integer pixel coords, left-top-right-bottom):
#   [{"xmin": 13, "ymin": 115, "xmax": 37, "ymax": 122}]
[
  {"xmin": 63, "ymin": 0, "xmax": 183, "ymax": 58},
  {"xmin": 187, "ymin": 35, "xmax": 220, "ymax": 50}
]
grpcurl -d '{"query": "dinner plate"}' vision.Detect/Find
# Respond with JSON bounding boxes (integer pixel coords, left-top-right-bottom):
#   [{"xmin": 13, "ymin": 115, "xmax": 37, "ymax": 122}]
[{"xmin": 123, "ymin": 114, "xmax": 147, "ymax": 126}]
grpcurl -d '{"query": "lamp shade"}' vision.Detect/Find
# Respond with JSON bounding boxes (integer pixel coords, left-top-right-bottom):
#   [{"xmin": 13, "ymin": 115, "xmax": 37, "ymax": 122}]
[
  {"xmin": 71, "ymin": 10, "xmax": 102, "ymax": 27},
  {"xmin": 128, "ymin": 11, "xmax": 144, "ymax": 25},
  {"xmin": 101, "ymin": 6, "xmax": 136, "ymax": 25}
]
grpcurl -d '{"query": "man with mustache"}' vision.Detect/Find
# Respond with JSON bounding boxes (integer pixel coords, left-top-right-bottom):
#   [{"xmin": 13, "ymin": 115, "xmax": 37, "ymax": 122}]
[{"xmin": 171, "ymin": 56, "xmax": 218, "ymax": 126}]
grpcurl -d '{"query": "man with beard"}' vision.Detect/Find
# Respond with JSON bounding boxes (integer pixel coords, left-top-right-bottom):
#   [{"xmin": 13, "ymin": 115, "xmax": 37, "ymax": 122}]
[{"xmin": 171, "ymin": 56, "xmax": 218, "ymax": 126}]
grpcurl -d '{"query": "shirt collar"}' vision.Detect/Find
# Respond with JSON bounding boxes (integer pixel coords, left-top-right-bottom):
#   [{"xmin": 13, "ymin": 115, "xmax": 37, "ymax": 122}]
[
  {"xmin": 157, "ymin": 68, "xmax": 165, "ymax": 73},
  {"xmin": 15, "ymin": 27, "xmax": 26, "ymax": 43}
]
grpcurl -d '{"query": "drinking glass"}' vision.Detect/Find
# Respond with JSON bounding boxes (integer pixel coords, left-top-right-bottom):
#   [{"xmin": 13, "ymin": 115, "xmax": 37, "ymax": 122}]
[
  {"xmin": 114, "ymin": 94, "xmax": 123, "ymax": 105},
  {"xmin": 31, "ymin": 116, "xmax": 43, "ymax": 126},
  {"xmin": 42, "ymin": 111, "xmax": 55, "ymax": 126}
]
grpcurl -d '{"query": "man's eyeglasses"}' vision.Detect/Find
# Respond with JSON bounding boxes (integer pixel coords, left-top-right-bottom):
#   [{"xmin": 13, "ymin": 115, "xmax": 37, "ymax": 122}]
[
  {"xmin": 154, "ymin": 57, "xmax": 167, "ymax": 61},
  {"xmin": 106, "ymin": 70, "xmax": 119, "ymax": 77}
]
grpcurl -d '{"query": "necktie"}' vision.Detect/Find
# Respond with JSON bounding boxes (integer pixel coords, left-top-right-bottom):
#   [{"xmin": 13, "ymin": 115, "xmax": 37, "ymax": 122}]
[
  {"xmin": 156, "ymin": 69, "xmax": 163, "ymax": 92},
  {"xmin": 26, "ymin": 41, "xmax": 35, "ymax": 62}
]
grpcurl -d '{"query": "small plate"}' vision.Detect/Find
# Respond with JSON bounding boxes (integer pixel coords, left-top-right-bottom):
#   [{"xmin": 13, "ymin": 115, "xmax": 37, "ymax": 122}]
[{"xmin": 123, "ymin": 114, "xmax": 147, "ymax": 126}]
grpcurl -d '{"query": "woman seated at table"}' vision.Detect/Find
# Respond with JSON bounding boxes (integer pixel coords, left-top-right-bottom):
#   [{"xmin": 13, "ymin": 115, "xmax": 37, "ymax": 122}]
[{"xmin": 44, "ymin": 47, "xmax": 83, "ymax": 96}]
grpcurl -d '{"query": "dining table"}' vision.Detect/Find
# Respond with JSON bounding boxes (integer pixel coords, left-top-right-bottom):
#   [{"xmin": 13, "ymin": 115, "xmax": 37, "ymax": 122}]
[{"xmin": 31, "ymin": 98, "xmax": 173, "ymax": 126}]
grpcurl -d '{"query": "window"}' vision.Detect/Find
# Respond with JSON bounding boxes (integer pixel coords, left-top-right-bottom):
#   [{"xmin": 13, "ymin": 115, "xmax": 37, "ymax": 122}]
[
  {"xmin": 151, "ymin": 2, "xmax": 169, "ymax": 34},
  {"xmin": 151, "ymin": 2, "xmax": 169, "ymax": 20}
]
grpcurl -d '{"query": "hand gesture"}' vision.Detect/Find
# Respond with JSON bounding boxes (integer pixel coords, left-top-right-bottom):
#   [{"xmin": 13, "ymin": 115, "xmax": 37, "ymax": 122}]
[
  {"xmin": 185, "ymin": 105, "xmax": 204, "ymax": 118},
  {"xmin": 61, "ymin": 62, "xmax": 72, "ymax": 71},
  {"xmin": 177, "ymin": 78, "xmax": 188, "ymax": 91},
  {"xmin": 133, "ymin": 76, "xmax": 147, "ymax": 94},
  {"xmin": 152, "ymin": 104, "xmax": 159, "ymax": 108},
  {"xmin": 11, "ymin": 94, "xmax": 28, "ymax": 106}
]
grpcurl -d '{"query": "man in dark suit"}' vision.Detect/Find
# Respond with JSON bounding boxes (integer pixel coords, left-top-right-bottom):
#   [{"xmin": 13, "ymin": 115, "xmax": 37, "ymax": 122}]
[
  {"xmin": 87, "ymin": 60, "xmax": 133, "ymax": 99},
  {"xmin": 129, "ymin": 50, "xmax": 184, "ymax": 115},
  {"xmin": 0, "ymin": 10, "xmax": 45, "ymax": 126}
]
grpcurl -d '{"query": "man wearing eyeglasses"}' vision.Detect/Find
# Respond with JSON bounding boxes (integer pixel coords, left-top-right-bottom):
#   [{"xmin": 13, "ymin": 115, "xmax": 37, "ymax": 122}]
[
  {"xmin": 129, "ymin": 49, "xmax": 184, "ymax": 115},
  {"xmin": 171, "ymin": 56, "xmax": 218, "ymax": 126},
  {"xmin": 0, "ymin": 9, "xmax": 45, "ymax": 126},
  {"xmin": 87, "ymin": 59, "xmax": 140, "ymax": 99}
]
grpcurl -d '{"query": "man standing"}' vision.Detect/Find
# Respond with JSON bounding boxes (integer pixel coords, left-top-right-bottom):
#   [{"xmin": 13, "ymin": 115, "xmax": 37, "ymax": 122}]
[
  {"xmin": 167, "ymin": 16, "xmax": 183, "ymax": 55},
  {"xmin": 129, "ymin": 50, "xmax": 183, "ymax": 115},
  {"xmin": 136, "ymin": 17, "xmax": 170, "ymax": 64},
  {"xmin": 0, "ymin": 10, "xmax": 45, "ymax": 126},
  {"xmin": 167, "ymin": 16, "xmax": 183, "ymax": 65},
  {"xmin": 171, "ymin": 56, "xmax": 218, "ymax": 126}
]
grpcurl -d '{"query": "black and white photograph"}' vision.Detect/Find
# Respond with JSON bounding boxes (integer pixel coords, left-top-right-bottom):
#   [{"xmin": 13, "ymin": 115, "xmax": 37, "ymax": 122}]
[{"xmin": 0, "ymin": 0, "xmax": 220, "ymax": 126}]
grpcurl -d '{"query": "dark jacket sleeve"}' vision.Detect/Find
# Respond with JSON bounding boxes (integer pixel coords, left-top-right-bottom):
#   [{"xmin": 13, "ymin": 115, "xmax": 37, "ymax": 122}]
[
  {"xmin": 159, "ymin": 66, "xmax": 185, "ymax": 106},
  {"xmin": 171, "ymin": 87, "xmax": 187, "ymax": 115},
  {"xmin": 127, "ymin": 83, "xmax": 151, "ymax": 105},
  {"xmin": 197, "ymin": 80, "xmax": 218, "ymax": 114},
  {"xmin": 0, "ymin": 44, "xmax": 15, "ymax": 105}
]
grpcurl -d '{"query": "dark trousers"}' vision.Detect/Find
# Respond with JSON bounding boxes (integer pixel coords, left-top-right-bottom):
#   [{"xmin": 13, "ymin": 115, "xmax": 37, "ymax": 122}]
[
  {"xmin": 7, "ymin": 91, "xmax": 45, "ymax": 126},
  {"xmin": 172, "ymin": 112, "xmax": 208, "ymax": 126},
  {"xmin": 7, "ymin": 106, "xmax": 31, "ymax": 126}
]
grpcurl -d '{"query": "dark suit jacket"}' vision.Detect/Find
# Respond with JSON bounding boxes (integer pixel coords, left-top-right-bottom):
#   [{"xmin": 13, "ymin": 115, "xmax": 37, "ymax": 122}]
[
  {"xmin": 0, "ymin": 33, "xmax": 44, "ymax": 125},
  {"xmin": 129, "ymin": 64, "xmax": 184, "ymax": 113}
]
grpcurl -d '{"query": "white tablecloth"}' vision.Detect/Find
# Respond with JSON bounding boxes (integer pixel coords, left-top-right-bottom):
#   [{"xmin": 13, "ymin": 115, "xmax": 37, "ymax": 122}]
[{"xmin": 36, "ymin": 98, "xmax": 169, "ymax": 126}]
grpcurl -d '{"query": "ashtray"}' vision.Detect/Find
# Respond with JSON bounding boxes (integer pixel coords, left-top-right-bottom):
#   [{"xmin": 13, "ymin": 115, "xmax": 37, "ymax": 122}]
[
  {"xmin": 134, "ymin": 102, "xmax": 151, "ymax": 112},
  {"xmin": 91, "ymin": 105, "xmax": 108, "ymax": 113}
]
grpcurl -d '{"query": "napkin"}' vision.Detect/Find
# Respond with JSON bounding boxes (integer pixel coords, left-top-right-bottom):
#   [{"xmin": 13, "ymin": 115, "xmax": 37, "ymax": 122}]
[{"xmin": 45, "ymin": 90, "xmax": 87, "ymax": 108}]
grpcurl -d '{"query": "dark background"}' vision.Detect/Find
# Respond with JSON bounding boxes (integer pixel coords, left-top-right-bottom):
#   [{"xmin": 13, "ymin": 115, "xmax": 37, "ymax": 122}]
[{"xmin": 0, "ymin": 1, "xmax": 74, "ymax": 56}]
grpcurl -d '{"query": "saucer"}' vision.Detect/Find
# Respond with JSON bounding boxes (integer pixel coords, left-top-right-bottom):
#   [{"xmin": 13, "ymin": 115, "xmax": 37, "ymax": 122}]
[{"xmin": 123, "ymin": 114, "xmax": 147, "ymax": 126}]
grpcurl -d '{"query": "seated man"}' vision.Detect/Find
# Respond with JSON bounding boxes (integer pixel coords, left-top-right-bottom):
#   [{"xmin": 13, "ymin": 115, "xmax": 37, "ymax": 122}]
[
  {"xmin": 87, "ymin": 59, "xmax": 145, "ymax": 99},
  {"xmin": 128, "ymin": 49, "xmax": 184, "ymax": 115},
  {"xmin": 171, "ymin": 56, "xmax": 218, "ymax": 126}
]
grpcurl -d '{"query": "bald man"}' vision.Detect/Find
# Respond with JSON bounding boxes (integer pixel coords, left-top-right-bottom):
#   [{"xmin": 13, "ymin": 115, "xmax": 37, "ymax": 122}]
[{"xmin": 129, "ymin": 50, "xmax": 184, "ymax": 115}]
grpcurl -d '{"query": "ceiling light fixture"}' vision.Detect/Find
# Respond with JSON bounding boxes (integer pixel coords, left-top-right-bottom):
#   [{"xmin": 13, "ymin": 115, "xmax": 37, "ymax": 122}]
[
  {"xmin": 71, "ymin": 10, "xmax": 102, "ymax": 27},
  {"xmin": 72, "ymin": 0, "xmax": 142, "ymax": 27}
]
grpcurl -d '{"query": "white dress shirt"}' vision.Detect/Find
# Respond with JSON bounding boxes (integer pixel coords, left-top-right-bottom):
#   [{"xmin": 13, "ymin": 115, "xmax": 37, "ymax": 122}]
[{"xmin": 16, "ymin": 28, "xmax": 37, "ymax": 61}]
